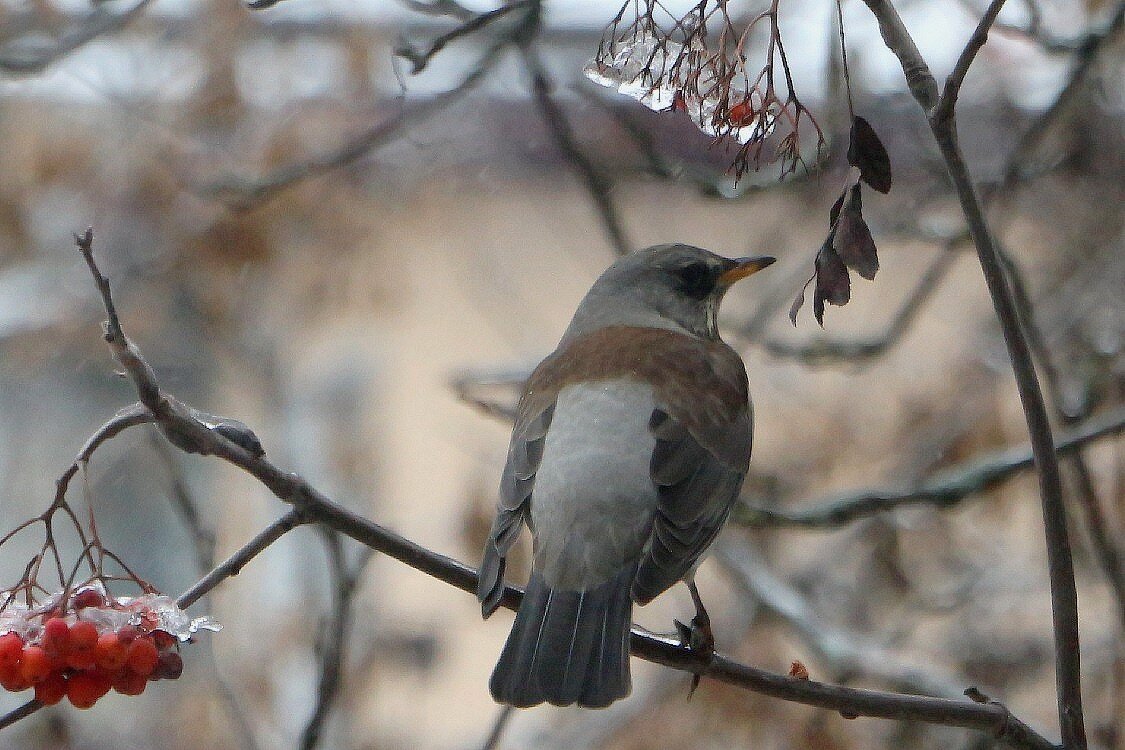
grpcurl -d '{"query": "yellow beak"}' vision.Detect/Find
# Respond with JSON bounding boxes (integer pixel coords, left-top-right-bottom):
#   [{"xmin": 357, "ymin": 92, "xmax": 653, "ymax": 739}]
[{"xmin": 718, "ymin": 256, "xmax": 776, "ymax": 286}]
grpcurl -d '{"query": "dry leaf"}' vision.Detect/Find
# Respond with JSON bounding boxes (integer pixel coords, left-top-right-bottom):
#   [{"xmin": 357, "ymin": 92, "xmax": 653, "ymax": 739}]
[
  {"xmin": 847, "ymin": 116, "xmax": 892, "ymax": 194},
  {"xmin": 813, "ymin": 240, "xmax": 850, "ymax": 325},
  {"xmin": 832, "ymin": 185, "xmax": 879, "ymax": 280}
]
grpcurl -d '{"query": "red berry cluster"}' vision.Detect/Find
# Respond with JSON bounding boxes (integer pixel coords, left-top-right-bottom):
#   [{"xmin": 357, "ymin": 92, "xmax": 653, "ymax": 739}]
[{"xmin": 0, "ymin": 589, "xmax": 184, "ymax": 709}]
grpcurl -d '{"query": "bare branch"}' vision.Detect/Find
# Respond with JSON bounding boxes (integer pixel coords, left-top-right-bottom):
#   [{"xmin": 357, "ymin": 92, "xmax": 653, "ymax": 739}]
[
  {"xmin": 998, "ymin": 253, "xmax": 1125, "ymax": 626},
  {"xmin": 523, "ymin": 46, "xmax": 632, "ymax": 256},
  {"xmin": 934, "ymin": 0, "xmax": 1010, "ymax": 124},
  {"xmin": 154, "ymin": 436, "xmax": 217, "ymax": 576},
  {"xmin": 478, "ymin": 705, "xmax": 515, "ymax": 750},
  {"xmin": 0, "ymin": 699, "xmax": 41, "ymax": 731},
  {"xmin": 855, "ymin": 0, "xmax": 1090, "ymax": 742},
  {"xmin": 176, "ymin": 510, "xmax": 307, "ymax": 610},
  {"xmin": 199, "ymin": 42, "xmax": 507, "ymax": 209},
  {"xmin": 736, "ymin": 405, "xmax": 1125, "ymax": 529},
  {"xmin": 0, "ymin": 0, "xmax": 155, "ymax": 74},
  {"xmin": 300, "ymin": 532, "xmax": 372, "ymax": 750},
  {"xmin": 449, "ymin": 370, "xmax": 522, "ymax": 422},
  {"xmin": 634, "ymin": 633, "xmax": 1058, "ymax": 750},
  {"xmin": 856, "ymin": 0, "xmax": 939, "ymax": 111},
  {"xmin": 1001, "ymin": 2, "xmax": 1125, "ymax": 187},
  {"xmin": 715, "ymin": 537, "xmax": 977, "ymax": 698},
  {"xmin": 154, "ymin": 440, "xmax": 262, "ymax": 750},
  {"xmin": 930, "ymin": 114, "xmax": 1085, "ymax": 750},
  {"xmin": 398, "ymin": 0, "xmax": 475, "ymax": 22},
  {"xmin": 395, "ymin": 1, "xmax": 532, "ymax": 74},
  {"xmin": 757, "ymin": 243, "xmax": 962, "ymax": 364}
]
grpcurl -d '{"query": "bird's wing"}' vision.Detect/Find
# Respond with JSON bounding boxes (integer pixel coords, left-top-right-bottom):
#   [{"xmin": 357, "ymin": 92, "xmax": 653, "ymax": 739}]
[
  {"xmin": 632, "ymin": 341, "xmax": 752, "ymax": 605},
  {"xmin": 477, "ymin": 382, "xmax": 556, "ymax": 617}
]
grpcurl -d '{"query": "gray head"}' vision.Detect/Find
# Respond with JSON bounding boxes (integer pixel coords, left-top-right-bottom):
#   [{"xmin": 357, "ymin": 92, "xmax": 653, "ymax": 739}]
[{"xmin": 562, "ymin": 243, "xmax": 775, "ymax": 342}]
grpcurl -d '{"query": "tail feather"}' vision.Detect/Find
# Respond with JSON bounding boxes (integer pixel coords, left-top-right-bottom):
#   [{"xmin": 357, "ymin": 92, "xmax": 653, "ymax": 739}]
[{"xmin": 489, "ymin": 566, "xmax": 634, "ymax": 708}]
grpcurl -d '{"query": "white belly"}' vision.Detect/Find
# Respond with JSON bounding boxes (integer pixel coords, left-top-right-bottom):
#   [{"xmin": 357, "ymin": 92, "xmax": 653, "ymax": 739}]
[{"xmin": 530, "ymin": 380, "xmax": 657, "ymax": 589}]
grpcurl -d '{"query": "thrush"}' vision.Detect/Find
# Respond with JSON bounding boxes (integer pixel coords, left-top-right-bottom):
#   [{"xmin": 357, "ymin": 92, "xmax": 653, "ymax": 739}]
[{"xmin": 477, "ymin": 243, "xmax": 773, "ymax": 708}]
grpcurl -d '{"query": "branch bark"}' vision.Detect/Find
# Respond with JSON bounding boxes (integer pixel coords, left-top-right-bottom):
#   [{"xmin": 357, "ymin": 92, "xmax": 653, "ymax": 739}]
[
  {"xmin": 737, "ymin": 405, "xmax": 1125, "ymax": 528},
  {"xmin": 856, "ymin": 1, "xmax": 1089, "ymax": 745},
  {"xmin": 522, "ymin": 46, "xmax": 632, "ymax": 257}
]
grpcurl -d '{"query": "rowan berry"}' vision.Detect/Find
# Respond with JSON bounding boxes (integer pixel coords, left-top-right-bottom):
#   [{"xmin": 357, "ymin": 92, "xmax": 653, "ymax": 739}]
[
  {"xmin": 34, "ymin": 672, "xmax": 67, "ymax": 706},
  {"xmin": 95, "ymin": 632, "xmax": 129, "ymax": 671},
  {"xmin": 112, "ymin": 670, "xmax": 147, "ymax": 696},
  {"xmin": 18, "ymin": 645, "xmax": 51, "ymax": 684},
  {"xmin": 65, "ymin": 621, "xmax": 99, "ymax": 670},
  {"xmin": 66, "ymin": 670, "xmax": 112, "ymax": 709},
  {"xmin": 125, "ymin": 637, "xmax": 158, "ymax": 677}
]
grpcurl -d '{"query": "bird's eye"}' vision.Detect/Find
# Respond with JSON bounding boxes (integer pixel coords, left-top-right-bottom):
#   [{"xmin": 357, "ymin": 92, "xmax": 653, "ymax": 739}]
[{"xmin": 676, "ymin": 262, "xmax": 714, "ymax": 299}]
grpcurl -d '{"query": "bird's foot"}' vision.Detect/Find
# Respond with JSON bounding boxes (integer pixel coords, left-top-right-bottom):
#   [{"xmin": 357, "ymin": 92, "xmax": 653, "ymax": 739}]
[{"xmin": 675, "ymin": 581, "xmax": 715, "ymax": 699}]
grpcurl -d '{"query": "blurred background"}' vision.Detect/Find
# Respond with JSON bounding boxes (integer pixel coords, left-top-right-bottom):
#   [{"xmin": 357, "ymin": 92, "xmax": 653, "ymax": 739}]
[{"xmin": 0, "ymin": 0, "xmax": 1121, "ymax": 748}]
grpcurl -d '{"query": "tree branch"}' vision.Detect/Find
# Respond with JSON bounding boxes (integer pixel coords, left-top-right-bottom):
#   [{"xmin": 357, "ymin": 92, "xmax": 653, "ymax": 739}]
[
  {"xmin": 715, "ymin": 537, "xmax": 969, "ymax": 699},
  {"xmin": 934, "ymin": 0, "xmax": 1010, "ymax": 123},
  {"xmin": 1001, "ymin": 1, "xmax": 1125, "ymax": 186},
  {"xmin": 522, "ymin": 46, "xmax": 632, "ymax": 257},
  {"xmin": 300, "ymin": 532, "xmax": 371, "ymax": 750},
  {"xmin": 929, "ymin": 94, "xmax": 1087, "ymax": 750},
  {"xmin": 176, "ymin": 510, "xmax": 307, "ymax": 610},
  {"xmin": 199, "ymin": 41, "xmax": 508, "ymax": 209},
  {"xmin": 736, "ymin": 405, "xmax": 1125, "ymax": 528},
  {"xmin": 0, "ymin": 0, "xmax": 155, "ymax": 74},
  {"xmin": 757, "ymin": 243, "xmax": 962, "ymax": 364},
  {"xmin": 853, "ymin": 0, "xmax": 1089, "ymax": 743},
  {"xmin": 855, "ymin": 0, "xmax": 1090, "ymax": 742},
  {"xmin": 857, "ymin": 0, "xmax": 940, "ymax": 111},
  {"xmin": 395, "ymin": 0, "xmax": 532, "ymax": 74}
]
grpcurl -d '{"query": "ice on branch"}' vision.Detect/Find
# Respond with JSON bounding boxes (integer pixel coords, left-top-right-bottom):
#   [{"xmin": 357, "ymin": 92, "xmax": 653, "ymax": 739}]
[
  {"xmin": 583, "ymin": 30, "xmax": 778, "ymax": 146},
  {"xmin": 587, "ymin": 1, "xmax": 824, "ymax": 179}
]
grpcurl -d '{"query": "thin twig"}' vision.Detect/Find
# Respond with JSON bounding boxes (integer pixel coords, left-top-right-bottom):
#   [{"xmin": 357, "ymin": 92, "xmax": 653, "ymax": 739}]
[
  {"xmin": 478, "ymin": 705, "xmax": 515, "ymax": 750},
  {"xmin": 522, "ymin": 46, "xmax": 632, "ymax": 257},
  {"xmin": 1001, "ymin": 254, "xmax": 1125, "ymax": 626},
  {"xmin": 300, "ymin": 531, "xmax": 372, "ymax": 750},
  {"xmin": 153, "ymin": 437, "xmax": 261, "ymax": 750},
  {"xmin": 176, "ymin": 510, "xmax": 307, "ymax": 610},
  {"xmin": 200, "ymin": 40, "xmax": 509, "ymax": 209},
  {"xmin": 758, "ymin": 243, "xmax": 962, "ymax": 364},
  {"xmin": 0, "ymin": 700, "xmax": 41, "ymax": 731},
  {"xmin": 736, "ymin": 405, "xmax": 1125, "ymax": 528},
  {"xmin": 153, "ymin": 436, "xmax": 216, "ymax": 576},
  {"xmin": 934, "ymin": 0, "xmax": 1011, "ymax": 123},
  {"xmin": 1001, "ymin": 2, "xmax": 1125, "ymax": 187},
  {"xmin": 395, "ymin": 1, "xmax": 531, "ymax": 74},
  {"xmin": 0, "ymin": 0, "xmax": 155, "ymax": 74},
  {"xmin": 715, "ymin": 537, "xmax": 976, "ymax": 698}
]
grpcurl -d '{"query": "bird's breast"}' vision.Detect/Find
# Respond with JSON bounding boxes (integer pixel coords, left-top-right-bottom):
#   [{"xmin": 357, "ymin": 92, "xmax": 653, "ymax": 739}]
[{"xmin": 530, "ymin": 379, "xmax": 658, "ymax": 589}]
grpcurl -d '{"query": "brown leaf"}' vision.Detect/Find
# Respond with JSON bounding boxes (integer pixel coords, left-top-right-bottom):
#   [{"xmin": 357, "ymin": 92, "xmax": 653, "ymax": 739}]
[
  {"xmin": 832, "ymin": 186, "xmax": 879, "ymax": 280},
  {"xmin": 828, "ymin": 190, "xmax": 846, "ymax": 227},
  {"xmin": 789, "ymin": 275, "xmax": 813, "ymax": 326},
  {"xmin": 813, "ymin": 241, "xmax": 850, "ymax": 325},
  {"xmin": 847, "ymin": 116, "xmax": 892, "ymax": 194},
  {"xmin": 788, "ymin": 660, "xmax": 810, "ymax": 680}
]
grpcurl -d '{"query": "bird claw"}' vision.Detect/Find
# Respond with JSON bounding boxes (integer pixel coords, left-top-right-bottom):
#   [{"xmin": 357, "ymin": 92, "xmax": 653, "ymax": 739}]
[
  {"xmin": 676, "ymin": 582, "xmax": 716, "ymax": 700},
  {"xmin": 674, "ymin": 613, "xmax": 715, "ymax": 654}
]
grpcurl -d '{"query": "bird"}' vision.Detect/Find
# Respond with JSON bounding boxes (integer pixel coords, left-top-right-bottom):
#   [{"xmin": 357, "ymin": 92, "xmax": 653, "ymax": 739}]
[{"xmin": 476, "ymin": 243, "xmax": 774, "ymax": 709}]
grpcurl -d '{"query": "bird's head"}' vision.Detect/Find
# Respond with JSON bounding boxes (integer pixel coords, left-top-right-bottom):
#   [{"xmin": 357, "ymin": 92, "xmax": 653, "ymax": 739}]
[{"xmin": 564, "ymin": 243, "xmax": 775, "ymax": 341}]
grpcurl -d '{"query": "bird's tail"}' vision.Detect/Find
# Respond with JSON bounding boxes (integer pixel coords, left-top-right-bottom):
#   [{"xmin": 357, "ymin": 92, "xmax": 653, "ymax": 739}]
[{"xmin": 489, "ymin": 564, "xmax": 635, "ymax": 708}]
